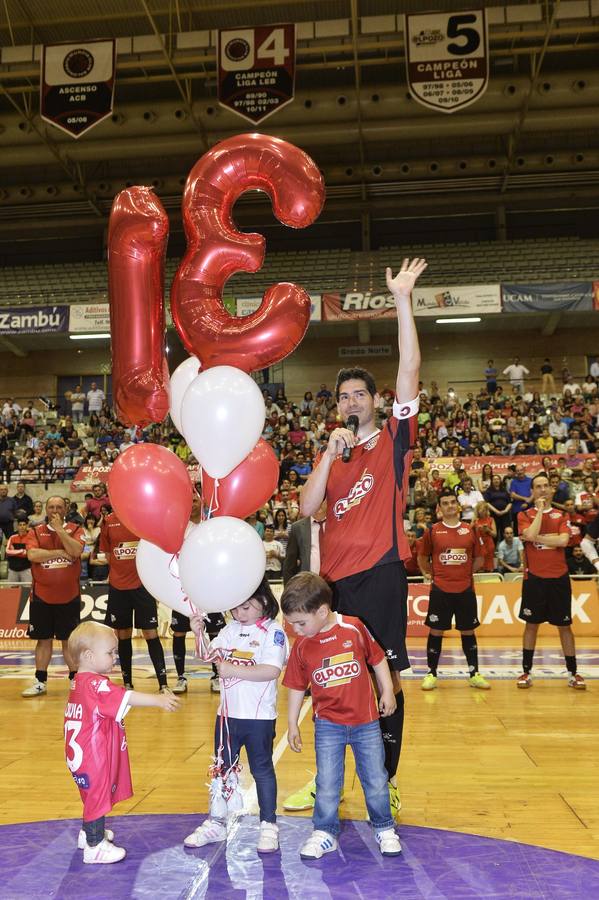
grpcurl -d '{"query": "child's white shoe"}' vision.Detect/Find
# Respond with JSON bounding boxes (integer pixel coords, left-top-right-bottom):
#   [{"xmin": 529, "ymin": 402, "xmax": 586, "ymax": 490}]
[
  {"xmin": 83, "ymin": 837, "xmax": 126, "ymax": 864},
  {"xmin": 257, "ymin": 821, "xmax": 279, "ymax": 854},
  {"xmin": 299, "ymin": 830, "xmax": 338, "ymax": 859},
  {"xmin": 77, "ymin": 827, "xmax": 114, "ymax": 849},
  {"xmin": 184, "ymin": 819, "xmax": 227, "ymax": 848},
  {"xmin": 376, "ymin": 827, "xmax": 402, "ymax": 856}
]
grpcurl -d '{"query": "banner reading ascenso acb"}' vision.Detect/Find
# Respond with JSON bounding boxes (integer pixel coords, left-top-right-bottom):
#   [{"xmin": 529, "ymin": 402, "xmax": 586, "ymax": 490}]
[
  {"xmin": 40, "ymin": 39, "xmax": 116, "ymax": 138},
  {"xmin": 404, "ymin": 10, "xmax": 488, "ymax": 113},
  {"xmin": 218, "ymin": 25, "xmax": 296, "ymax": 123}
]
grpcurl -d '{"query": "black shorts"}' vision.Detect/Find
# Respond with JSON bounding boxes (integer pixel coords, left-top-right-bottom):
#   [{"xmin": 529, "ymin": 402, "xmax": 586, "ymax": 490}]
[
  {"xmin": 171, "ymin": 610, "xmax": 191, "ymax": 633},
  {"xmin": 518, "ymin": 573, "xmax": 572, "ymax": 626},
  {"xmin": 28, "ymin": 595, "xmax": 80, "ymax": 641},
  {"xmin": 425, "ymin": 585, "xmax": 480, "ymax": 632},
  {"xmin": 105, "ymin": 585, "xmax": 158, "ymax": 631},
  {"xmin": 332, "ymin": 560, "xmax": 409, "ymax": 671}
]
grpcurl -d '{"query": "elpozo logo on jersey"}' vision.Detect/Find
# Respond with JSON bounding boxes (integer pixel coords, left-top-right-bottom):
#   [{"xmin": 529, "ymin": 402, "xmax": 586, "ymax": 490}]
[
  {"xmin": 313, "ymin": 652, "xmax": 361, "ymax": 688},
  {"xmin": 333, "ymin": 470, "xmax": 374, "ymax": 520},
  {"xmin": 439, "ymin": 548, "xmax": 468, "ymax": 565},
  {"xmin": 113, "ymin": 541, "xmax": 139, "ymax": 560},
  {"xmin": 41, "ymin": 555, "xmax": 73, "ymax": 569}
]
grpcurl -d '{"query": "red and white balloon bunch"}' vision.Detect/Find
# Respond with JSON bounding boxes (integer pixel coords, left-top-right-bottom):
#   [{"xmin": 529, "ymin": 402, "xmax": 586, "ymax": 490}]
[{"xmin": 106, "ymin": 134, "xmax": 325, "ymax": 616}]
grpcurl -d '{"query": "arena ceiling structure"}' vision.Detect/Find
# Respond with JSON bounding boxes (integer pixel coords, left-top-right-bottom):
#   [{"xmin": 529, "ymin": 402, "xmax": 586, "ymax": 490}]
[{"xmin": 0, "ymin": 0, "xmax": 598, "ymax": 353}]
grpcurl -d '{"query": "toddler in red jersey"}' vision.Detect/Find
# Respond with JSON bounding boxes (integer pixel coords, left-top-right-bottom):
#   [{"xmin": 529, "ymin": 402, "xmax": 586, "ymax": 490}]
[
  {"xmin": 281, "ymin": 573, "xmax": 402, "ymax": 860},
  {"xmin": 65, "ymin": 622, "xmax": 179, "ymax": 864}
]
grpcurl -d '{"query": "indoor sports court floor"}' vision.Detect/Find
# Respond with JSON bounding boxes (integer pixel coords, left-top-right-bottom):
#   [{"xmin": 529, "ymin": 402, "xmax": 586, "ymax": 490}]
[{"xmin": 1, "ymin": 635, "xmax": 599, "ymax": 899}]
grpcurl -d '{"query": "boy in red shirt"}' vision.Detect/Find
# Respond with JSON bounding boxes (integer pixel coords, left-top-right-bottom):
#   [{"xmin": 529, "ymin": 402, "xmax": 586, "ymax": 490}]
[
  {"xmin": 65, "ymin": 622, "xmax": 178, "ymax": 864},
  {"xmin": 417, "ymin": 490, "xmax": 489, "ymax": 691},
  {"xmin": 516, "ymin": 473, "xmax": 586, "ymax": 690},
  {"xmin": 282, "ymin": 573, "xmax": 401, "ymax": 860}
]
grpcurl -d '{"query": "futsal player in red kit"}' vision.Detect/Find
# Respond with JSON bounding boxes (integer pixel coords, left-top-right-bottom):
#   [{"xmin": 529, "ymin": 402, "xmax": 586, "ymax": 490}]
[
  {"xmin": 417, "ymin": 490, "xmax": 489, "ymax": 690},
  {"xmin": 516, "ymin": 473, "xmax": 586, "ymax": 690},
  {"xmin": 284, "ymin": 258, "xmax": 427, "ymax": 816}
]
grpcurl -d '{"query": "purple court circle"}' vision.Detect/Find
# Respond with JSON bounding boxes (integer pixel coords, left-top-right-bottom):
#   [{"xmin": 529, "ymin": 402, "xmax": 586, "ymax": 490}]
[{"xmin": 1, "ymin": 813, "xmax": 598, "ymax": 898}]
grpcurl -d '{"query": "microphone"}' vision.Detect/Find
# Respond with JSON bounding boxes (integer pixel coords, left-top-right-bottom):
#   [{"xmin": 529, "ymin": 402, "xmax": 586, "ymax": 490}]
[{"xmin": 342, "ymin": 415, "xmax": 359, "ymax": 463}]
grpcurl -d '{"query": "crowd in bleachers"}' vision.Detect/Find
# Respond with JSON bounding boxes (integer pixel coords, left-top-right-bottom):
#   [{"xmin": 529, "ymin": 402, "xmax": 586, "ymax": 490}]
[{"xmin": 2, "ymin": 357, "xmax": 599, "ymax": 580}]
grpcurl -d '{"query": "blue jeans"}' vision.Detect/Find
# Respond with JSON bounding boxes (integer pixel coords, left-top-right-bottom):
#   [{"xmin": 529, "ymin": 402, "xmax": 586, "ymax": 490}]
[
  {"xmin": 215, "ymin": 717, "xmax": 277, "ymax": 823},
  {"xmin": 314, "ymin": 718, "xmax": 394, "ymax": 837}
]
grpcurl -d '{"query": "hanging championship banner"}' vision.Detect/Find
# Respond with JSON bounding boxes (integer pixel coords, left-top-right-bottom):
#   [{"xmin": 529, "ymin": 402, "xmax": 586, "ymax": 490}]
[
  {"xmin": 218, "ymin": 24, "xmax": 296, "ymax": 123},
  {"xmin": 404, "ymin": 10, "xmax": 488, "ymax": 113},
  {"xmin": 40, "ymin": 39, "xmax": 116, "ymax": 138}
]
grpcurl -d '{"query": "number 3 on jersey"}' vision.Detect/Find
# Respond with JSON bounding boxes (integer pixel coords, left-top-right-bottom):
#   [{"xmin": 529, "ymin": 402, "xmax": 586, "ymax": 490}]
[{"xmin": 65, "ymin": 719, "xmax": 83, "ymax": 772}]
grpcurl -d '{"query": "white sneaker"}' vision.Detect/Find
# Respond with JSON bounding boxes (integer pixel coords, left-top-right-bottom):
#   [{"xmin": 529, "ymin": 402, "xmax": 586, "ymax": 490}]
[
  {"xmin": 210, "ymin": 677, "xmax": 221, "ymax": 693},
  {"xmin": 78, "ymin": 828, "xmax": 114, "ymax": 849},
  {"xmin": 257, "ymin": 822, "xmax": 279, "ymax": 854},
  {"xmin": 83, "ymin": 838, "xmax": 126, "ymax": 864},
  {"xmin": 172, "ymin": 677, "xmax": 188, "ymax": 694},
  {"xmin": 22, "ymin": 680, "xmax": 47, "ymax": 697},
  {"xmin": 184, "ymin": 819, "xmax": 227, "ymax": 848},
  {"xmin": 376, "ymin": 827, "xmax": 402, "ymax": 856},
  {"xmin": 299, "ymin": 830, "xmax": 338, "ymax": 859}
]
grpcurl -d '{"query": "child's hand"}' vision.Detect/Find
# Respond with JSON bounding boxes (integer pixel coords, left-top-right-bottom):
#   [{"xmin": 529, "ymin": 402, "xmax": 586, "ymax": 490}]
[
  {"xmin": 379, "ymin": 691, "xmax": 397, "ymax": 716},
  {"xmin": 157, "ymin": 690, "xmax": 180, "ymax": 712},
  {"xmin": 189, "ymin": 613, "xmax": 205, "ymax": 637},
  {"xmin": 287, "ymin": 725, "xmax": 302, "ymax": 752},
  {"xmin": 214, "ymin": 659, "xmax": 235, "ymax": 678}
]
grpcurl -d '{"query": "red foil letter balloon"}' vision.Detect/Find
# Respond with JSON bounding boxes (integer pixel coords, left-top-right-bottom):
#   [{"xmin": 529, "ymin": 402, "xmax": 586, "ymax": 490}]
[{"xmin": 107, "ymin": 134, "xmax": 325, "ymax": 610}]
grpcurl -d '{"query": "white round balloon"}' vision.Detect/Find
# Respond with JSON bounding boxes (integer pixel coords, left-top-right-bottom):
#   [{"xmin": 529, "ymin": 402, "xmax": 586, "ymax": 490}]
[
  {"xmin": 180, "ymin": 365, "xmax": 265, "ymax": 479},
  {"xmin": 136, "ymin": 538, "xmax": 194, "ymax": 617},
  {"xmin": 169, "ymin": 355, "xmax": 201, "ymax": 436},
  {"xmin": 178, "ymin": 516, "xmax": 266, "ymax": 614}
]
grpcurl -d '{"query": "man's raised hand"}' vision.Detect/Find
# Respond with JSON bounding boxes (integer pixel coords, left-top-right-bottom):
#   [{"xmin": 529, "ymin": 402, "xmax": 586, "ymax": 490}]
[{"xmin": 386, "ymin": 257, "xmax": 428, "ymax": 299}]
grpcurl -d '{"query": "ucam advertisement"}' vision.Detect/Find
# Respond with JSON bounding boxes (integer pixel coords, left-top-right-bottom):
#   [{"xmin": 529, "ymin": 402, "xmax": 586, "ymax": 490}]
[{"xmin": 502, "ymin": 282, "xmax": 593, "ymax": 312}]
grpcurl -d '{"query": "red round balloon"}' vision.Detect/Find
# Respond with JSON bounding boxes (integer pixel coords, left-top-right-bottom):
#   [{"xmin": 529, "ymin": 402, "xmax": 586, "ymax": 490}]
[
  {"xmin": 108, "ymin": 187, "xmax": 170, "ymax": 426},
  {"xmin": 107, "ymin": 445, "xmax": 192, "ymax": 553},
  {"xmin": 170, "ymin": 133, "xmax": 325, "ymax": 373},
  {"xmin": 202, "ymin": 439, "xmax": 279, "ymax": 520}
]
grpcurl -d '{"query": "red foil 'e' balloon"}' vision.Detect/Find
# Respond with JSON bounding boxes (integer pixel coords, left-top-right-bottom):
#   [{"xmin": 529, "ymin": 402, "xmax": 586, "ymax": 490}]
[
  {"xmin": 170, "ymin": 133, "xmax": 325, "ymax": 373},
  {"xmin": 107, "ymin": 444, "xmax": 192, "ymax": 554},
  {"xmin": 202, "ymin": 438, "xmax": 279, "ymax": 520},
  {"xmin": 108, "ymin": 187, "xmax": 170, "ymax": 426}
]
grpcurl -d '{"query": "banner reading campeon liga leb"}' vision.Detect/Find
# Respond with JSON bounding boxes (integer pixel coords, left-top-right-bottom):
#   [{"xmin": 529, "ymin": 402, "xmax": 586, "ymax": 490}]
[{"xmin": 41, "ymin": 39, "xmax": 116, "ymax": 138}]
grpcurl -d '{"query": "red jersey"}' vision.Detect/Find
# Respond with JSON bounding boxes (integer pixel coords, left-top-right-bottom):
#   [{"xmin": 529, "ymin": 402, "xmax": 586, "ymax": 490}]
[
  {"xmin": 283, "ymin": 614, "xmax": 384, "ymax": 726},
  {"xmin": 319, "ymin": 400, "xmax": 418, "ymax": 582},
  {"xmin": 418, "ymin": 521, "xmax": 481, "ymax": 593},
  {"xmin": 565, "ymin": 512, "xmax": 585, "ymax": 547},
  {"xmin": 26, "ymin": 522, "xmax": 84, "ymax": 604},
  {"xmin": 64, "ymin": 672, "xmax": 133, "ymax": 822},
  {"xmin": 518, "ymin": 507, "xmax": 569, "ymax": 578},
  {"xmin": 100, "ymin": 513, "xmax": 141, "ymax": 590}
]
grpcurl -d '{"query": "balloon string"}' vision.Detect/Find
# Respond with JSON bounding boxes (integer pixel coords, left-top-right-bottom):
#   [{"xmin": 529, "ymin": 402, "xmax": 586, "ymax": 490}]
[{"xmin": 212, "ymin": 479, "xmax": 220, "ymax": 515}]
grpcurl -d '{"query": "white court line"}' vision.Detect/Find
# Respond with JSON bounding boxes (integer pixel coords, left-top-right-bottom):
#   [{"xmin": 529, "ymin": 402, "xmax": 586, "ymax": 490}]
[{"xmin": 240, "ymin": 696, "xmax": 313, "ymax": 814}]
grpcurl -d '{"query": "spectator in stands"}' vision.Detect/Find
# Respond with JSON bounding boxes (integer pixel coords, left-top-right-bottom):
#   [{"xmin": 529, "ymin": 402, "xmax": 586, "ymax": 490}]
[
  {"xmin": 273, "ymin": 508, "xmax": 290, "ymax": 554},
  {"xmin": 85, "ymin": 482, "xmax": 109, "ymax": 519},
  {"xmin": 496, "ymin": 527, "xmax": 523, "ymax": 574},
  {"xmin": 549, "ymin": 474, "xmax": 570, "ymax": 511},
  {"xmin": 412, "ymin": 507, "xmax": 428, "ymax": 538},
  {"xmin": 509, "ymin": 465, "xmax": 533, "ymax": 533},
  {"xmin": 290, "ymin": 451, "xmax": 312, "ymax": 485},
  {"xmin": 69, "ymin": 384, "xmax": 86, "ymax": 423},
  {"xmin": 246, "ymin": 512, "xmax": 264, "ymax": 538},
  {"xmin": 443, "ymin": 458, "xmax": 464, "ymax": 492},
  {"xmin": 457, "ymin": 477, "xmax": 483, "ymax": 523},
  {"xmin": 537, "ymin": 428, "xmax": 554, "ymax": 454},
  {"xmin": 562, "ymin": 376, "xmax": 581, "ymax": 397},
  {"xmin": 484, "ymin": 474, "xmax": 512, "ymax": 540},
  {"xmin": 473, "ymin": 501, "xmax": 496, "ymax": 571},
  {"xmin": 503, "ymin": 357, "xmax": 530, "ymax": 393},
  {"xmin": 540, "ymin": 358, "xmax": 556, "ymax": 396},
  {"xmin": 568, "ymin": 545, "xmax": 595, "ymax": 575},
  {"xmin": 0, "ymin": 484, "xmax": 16, "ymax": 540},
  {"xmin": 476, "ymin": 463, "xmax": 493, "ymax": 493},
  {"xmin": 86, "ymin": 383, "xmax": 105, "ymax": 419},
  {"xmin": 28, "ymin": 500, "xmax": 45, "ymax": 527},
  {"xmin": 263, "ymin": 525, "xmax": 284, "ymax": 581},
  {"xmin": 484, "ymin": 360, "xmax": 498, "ymax": 395},
  {"xmin": 12, "ymin": 481, "xmax": 33, "ymax": 521}
]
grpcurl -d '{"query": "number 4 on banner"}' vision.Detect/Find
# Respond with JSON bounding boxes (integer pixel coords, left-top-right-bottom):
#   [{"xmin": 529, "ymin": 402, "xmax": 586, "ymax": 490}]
[{"xmin": 257, "ymin": 28, "xmax": 290, "ymax": 66}]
